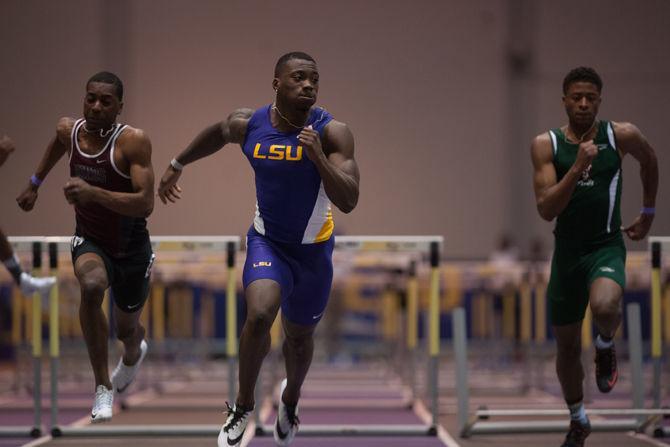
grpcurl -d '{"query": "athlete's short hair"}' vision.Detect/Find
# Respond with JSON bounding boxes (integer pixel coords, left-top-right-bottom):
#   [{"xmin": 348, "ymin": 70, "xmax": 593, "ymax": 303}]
[
  {"xmin": 87, "ymin": 71, "xmax": 124, "ymax": 101},
  {"xmin": 274, "ymin": 52, "xmax": 316, "ymax": 76},
  {"xmin": 562, "ymin": 66, "xmax": 603, "ymax": 94}
]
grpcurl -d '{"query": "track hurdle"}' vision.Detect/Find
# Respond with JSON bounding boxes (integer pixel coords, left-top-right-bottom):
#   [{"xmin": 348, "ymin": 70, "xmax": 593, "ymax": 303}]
[
  {"xmin": 0, "ymin": 239, "xmax": 49, "ymax": 438},
  {"xmin": 649, "ymin": 236, "xmax": 670, "ymax": 438},
  {"xmin": 4, "ymin": 236, "xmax": 241, "ymax": 439},
  {"xmin": 253, "ymin": 235, "xmax": 444, "ymax": 438},
  {"xmin": 457, "ymin": 295, "xmax": 670, "ymax": 436},
  {"xmin": 55, "ymin": 236, "xmax": 240, "ymax": 438}
]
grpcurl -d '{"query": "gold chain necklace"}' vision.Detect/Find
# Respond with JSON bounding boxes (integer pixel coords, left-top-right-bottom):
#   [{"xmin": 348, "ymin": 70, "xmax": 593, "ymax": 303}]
[
  {"xmin": 272, "ymin": 103, "xmax": 306, "ymax": 129},
  {"xmin": 567, "ymin": 120, "xmax": 598, "ymax": 143}
]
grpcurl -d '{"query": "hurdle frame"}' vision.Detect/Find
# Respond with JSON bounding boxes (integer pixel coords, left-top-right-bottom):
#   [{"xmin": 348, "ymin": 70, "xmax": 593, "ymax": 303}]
[
  {"xmin": 649, "ymin": 236, "xmax": 670, "ymax": 438},
  {"xmin": 0, "ymin": 238, "xmax": 53, "ymax": 438},
  {"xmin": 3, "ymin": 236, "xmax": 241, "ymax": 438},
  {"xmin": 250, "ymin": 235, "xmax": 444, "ymax": 438},
  {"xmin": 456, "ymin": 235, "xmax": 670, "ymax": 437},
  {"xmin": 4, "ymin": 235, "xmax": 447, "ymax": 439}
]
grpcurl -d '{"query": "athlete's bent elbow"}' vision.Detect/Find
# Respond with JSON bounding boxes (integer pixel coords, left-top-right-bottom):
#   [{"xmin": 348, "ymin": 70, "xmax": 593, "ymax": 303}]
[
  {"xmin": 340, "ymin": 195, "xmax": 359, "ymax": 214},
  {"xmin": 142, "ymin": 204, "xmax": 154, "ymax": 218},
  {"xmin": 536, "ymin": 204, "xmax": 555, "ymax": 222}
]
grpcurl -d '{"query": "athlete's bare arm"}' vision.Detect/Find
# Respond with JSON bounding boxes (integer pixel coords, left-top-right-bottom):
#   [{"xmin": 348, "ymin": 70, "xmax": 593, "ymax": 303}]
[
  {"xmin": 531, "ymin": 132, "xmax": 597, "ymax": 221},
  {"xmin": 0, "ymin": 134, "xmax": 16, "ymax": 167},
  {"xmin": 157, "ymin": 108, "xmax": 254, "ymax": 204},
  {"xmin": 16, "ymin": 118, "xmax": 74, "ymax": 211},
  {"xmin": 614, "ymin": 121, "xmax": 658, "ymax": 240},
  {"xmin": 298, "ymin": 120, "xmax": 359, "ymax": 213},
  {"xmin": 63, "ymin": 127, "xmax": 154, "ymax": 218}
]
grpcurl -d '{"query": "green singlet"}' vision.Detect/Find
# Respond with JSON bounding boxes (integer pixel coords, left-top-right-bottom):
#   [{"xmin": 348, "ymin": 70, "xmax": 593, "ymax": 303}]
[{"xmin": 546, "ymin": 120, "xmax": 626, "ymax": 325}]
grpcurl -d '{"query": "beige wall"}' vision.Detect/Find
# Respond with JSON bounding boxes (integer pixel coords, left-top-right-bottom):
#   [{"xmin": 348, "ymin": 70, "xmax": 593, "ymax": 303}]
[{"xmin": 1, "ymin": 1, "xmax": 667, "ymax": 258}]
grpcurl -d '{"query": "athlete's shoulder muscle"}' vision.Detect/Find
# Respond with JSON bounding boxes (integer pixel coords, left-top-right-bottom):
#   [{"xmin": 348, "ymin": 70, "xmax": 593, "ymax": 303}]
[
  {"xmin": 611, "ymin": 121, "xmax": 655, "ymax": 163},
  {"xmin": 56, "ymin": 117, "xmax": 76, "ymax": 146},
  {"xmin": 323, "ymin": 119, "xmax": 354, "ymax": 157},
  {"xmin": 225, "ymin": 108, "xmax": 254, "ymax": 145},
  {"xmin": 530, "ymin": 132, "xmax": 553, "ymax": 167},
  {"xmin": 611, "ymin": 121, "xmax": 641, "ymax": 151},
  {"xmin": 116, "ymin": 126, "xmax": 152, "ymax": 165}
]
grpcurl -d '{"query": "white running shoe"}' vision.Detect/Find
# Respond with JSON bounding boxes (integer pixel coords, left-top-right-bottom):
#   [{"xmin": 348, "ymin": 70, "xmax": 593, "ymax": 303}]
[
  {"xmin": 19, "ymin": 272, "xmax": 56, "ymax": 296},
  {"xmin": 218, "ymin": 402, "xmax": 251, "ymax": 447},
  {"xmin": 273, "ymin": 378, "xmax": 300, "ymax": 446},
  {"xmin": 111, "ymin": 339, "xmax": 148, "ymax": 393},
  {"xmin": 91, "ymin": 385, "xmax": 113, "ymax": 423}
]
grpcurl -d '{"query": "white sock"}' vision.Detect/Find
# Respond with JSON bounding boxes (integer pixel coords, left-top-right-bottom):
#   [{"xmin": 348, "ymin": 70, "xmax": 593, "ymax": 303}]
[
  {"xmin": 568, "ymin": 401, "xmax": 588, "ymax": 424},
  {"xmin": 595, "ymin": 334, "xmax": 613, "ymax": 350}
]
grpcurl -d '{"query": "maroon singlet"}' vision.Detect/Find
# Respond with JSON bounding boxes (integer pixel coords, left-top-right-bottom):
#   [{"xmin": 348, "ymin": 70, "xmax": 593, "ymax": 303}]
[{"xmin": 69, "ymin": 119, "xmax": 149, "ymax": 258}]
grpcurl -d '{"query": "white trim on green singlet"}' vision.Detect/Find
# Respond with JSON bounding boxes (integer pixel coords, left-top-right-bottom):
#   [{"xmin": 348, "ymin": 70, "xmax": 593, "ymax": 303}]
[
  {"xmin": 606, "ymin": 121, "xmax": 617, "ymax": 150},
  {"xmin": 607, "ymin": 169, "xmax": 621, "ymax": 233},
  {"xmin": 548, "ymin": 130, "xmax": 558, "ymax": 156}
]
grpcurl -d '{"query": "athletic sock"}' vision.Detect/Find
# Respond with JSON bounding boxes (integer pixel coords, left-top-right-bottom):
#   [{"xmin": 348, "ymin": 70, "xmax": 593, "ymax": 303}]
[
  {"xmin": 595, "ymin": 334, "xmax": 614, "ymax": 350},
  {"xmin": 568, "ymin": 401, "xmax": 588, "ymax": 425},
  {"xmin": 2, "ymin": 254, "xmax": 23, "ymax": 285}
]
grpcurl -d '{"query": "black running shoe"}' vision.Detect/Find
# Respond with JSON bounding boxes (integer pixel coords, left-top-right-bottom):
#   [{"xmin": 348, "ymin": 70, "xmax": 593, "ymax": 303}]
[
  {"xmin": 595, "ymin": 343, "xmax": 618, "ymax": 393},
  {"xmin": 561, "ymin": 419, "xmax": 591, "ymax": 447}
]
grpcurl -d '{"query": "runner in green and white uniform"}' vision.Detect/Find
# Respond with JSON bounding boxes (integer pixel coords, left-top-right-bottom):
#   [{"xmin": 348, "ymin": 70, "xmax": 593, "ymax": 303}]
[
  {"xmin": 547, "ymin": 119, "xmax": 625, "ymax": 326},
  {"xmin": 530, "ymin": 67, "xmax": 658, "ymax": 447}
]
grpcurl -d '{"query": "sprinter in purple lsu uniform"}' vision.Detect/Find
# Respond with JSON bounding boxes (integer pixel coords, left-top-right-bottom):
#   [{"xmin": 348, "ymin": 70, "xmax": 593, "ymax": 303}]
[
  {"xmin": 17, "ymin": 72, "xmax": 154, "ymax": 424},
  {"xmin": 158, "ymin": 52, "xmax": 360, "ymax": 447}
]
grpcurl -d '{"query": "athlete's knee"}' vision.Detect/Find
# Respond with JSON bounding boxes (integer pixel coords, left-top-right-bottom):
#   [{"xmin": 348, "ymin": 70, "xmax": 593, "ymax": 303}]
[
  {"xmin": 245, "ymin": 309, "xmax": 276, "ymax": 334},
  {"xmin": 284, "ymin": 323, "xmax": 314, "ymax": 348},
  {"xmin": 590, "ymin": 295, "xmax": 621, "ymax": 320},
  {"xmin": 79, "ymin": 275, "xmax": 107, "ymax": 303},
  {"xmin": 116, "ymin": 324, "xmax": 143, "ymax": 343}
]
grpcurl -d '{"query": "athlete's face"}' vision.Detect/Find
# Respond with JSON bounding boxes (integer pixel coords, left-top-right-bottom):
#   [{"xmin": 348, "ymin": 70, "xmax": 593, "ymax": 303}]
[
  {"xmin": 273, "ymin": 58, "xmax": 319, "ymax": 111},
  {"xmin": 563, "ymin": 81, "xmax": 601, "ymax": 128},
  {"xmin": 83, "ymin": 82, "xmax": 122, "ymax": 130}
]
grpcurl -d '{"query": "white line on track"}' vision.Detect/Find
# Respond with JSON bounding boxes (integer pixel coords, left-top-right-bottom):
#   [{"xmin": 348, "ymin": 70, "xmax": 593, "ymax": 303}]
[
  {"xmin": 628, "ymin": 431, "xmax": 670, "ymax": 447},
  {"xmin": 413, "ymin": 399, "xmax": 461, "ymax": 447},
  {"xmin": 19, "ymin": 436, "xmax": 52, "ymax": 447}
]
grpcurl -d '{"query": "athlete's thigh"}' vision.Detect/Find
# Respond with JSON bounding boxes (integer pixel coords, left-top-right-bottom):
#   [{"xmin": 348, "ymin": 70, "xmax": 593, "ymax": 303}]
[
  {"xmin": 111, "ymin": 241, "xmax": 154, "ymax": 313},
  {"xmin": 589, "ymin": 277, "xmax": 623, "ymax": 310},
  {"xmin": 281, "ymin": 312, "xmax": 316, "ymax": 339},
  {"xmin": 71, "ymin": 237, "xmax": 111, "ymax": 290},
  {"xmin": 586, "ymin": 242, "xmax": 626, "ymax": 293},
  {"xmin": 245, "ymin": 279, "xmax": 282, "ymax": 319},
  {"xmin": 547, "ymin": 241, "xmax": 589, "ymax": 326},
  {"xmin": 283, "ymin": 237, "xmax": 334, "ymax": 326},
  {"xmin": 113, "ymin": 301, "xmax": 143, "ymax": 337},
  {"xmin": 243, "ymin": 232, "xmax": 294, "ymax": 301}
]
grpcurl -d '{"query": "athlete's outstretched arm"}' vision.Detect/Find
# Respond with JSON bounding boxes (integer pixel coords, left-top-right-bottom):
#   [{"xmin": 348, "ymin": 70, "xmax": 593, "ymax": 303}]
[
  {"xmin": 615, "ymin": 122, "xmax": 658, "ymax": 240},
  {"xmin": 157, "ymin": 108, "xmax": 253, "ymax": 204},
  {"xmin": 17, "ymin": 118, "xmax": 74, "ymax": 212},
  {"xmin": 299, "ymin": 120, "xmax": 359, "ymax": 213},
  {"xmin": 63, "ymin": 129, "xmax": 154, "ymax": 218},
  {"xmin": 531, "ymin": 133, "xmax": 597, "ymax": 221}
]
